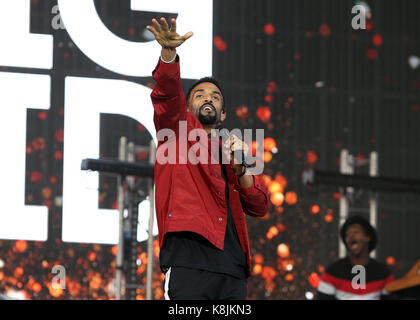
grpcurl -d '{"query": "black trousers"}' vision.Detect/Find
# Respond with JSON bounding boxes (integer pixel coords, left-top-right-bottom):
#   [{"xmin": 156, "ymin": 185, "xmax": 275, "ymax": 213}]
[{"xmin": 163, "ymin": 266, "xmax": 247, "ymax": 300}]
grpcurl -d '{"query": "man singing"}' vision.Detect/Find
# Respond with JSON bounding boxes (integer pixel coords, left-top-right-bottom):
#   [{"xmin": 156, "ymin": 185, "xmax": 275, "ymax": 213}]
[
  {"xmin": 317, "ymin": 216, "xmax": 394, "ymax": 300},
  {"xmin": 147, "ymin": 18, "xmax": 269, "ymax": 300}
]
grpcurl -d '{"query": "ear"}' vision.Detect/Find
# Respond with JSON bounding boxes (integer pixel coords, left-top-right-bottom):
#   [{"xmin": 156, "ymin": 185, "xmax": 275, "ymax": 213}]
[
  {"xmin": 220, "ymin": 110, "xmax": 226, "ymax": 122},
  {"xmin": 186, "ymin": 96, "xmax": 192, "ymax": 112}
]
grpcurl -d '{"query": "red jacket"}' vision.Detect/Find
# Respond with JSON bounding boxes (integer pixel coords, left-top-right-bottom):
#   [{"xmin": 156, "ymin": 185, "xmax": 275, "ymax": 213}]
[{"xmin": 151, "ymin": 56, "xmax": 269, "ymax": 276}]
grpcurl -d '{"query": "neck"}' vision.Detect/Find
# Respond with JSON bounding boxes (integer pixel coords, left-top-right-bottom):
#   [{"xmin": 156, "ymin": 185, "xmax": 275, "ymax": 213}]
[
  {"xmin": 349, "ymin": 251, "xmax": 370, "ymax": 266},
  {"xmin": 203, "ymin": 124, "xmax": 217, "ymax": 135}
]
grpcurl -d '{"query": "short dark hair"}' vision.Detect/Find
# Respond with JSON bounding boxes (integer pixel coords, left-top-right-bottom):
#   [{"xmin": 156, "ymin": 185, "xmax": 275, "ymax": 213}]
[
  {"xmin": 340, "ymin": 215, "xmax": 377, "ymax": 253},
  {"xmin": 186, "ymin": 77, "xmax": 226, "ymax": 111}
]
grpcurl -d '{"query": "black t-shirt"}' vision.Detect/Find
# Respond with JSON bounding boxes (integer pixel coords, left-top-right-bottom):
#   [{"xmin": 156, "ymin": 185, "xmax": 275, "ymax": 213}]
[
  {"xmin": 159, "ymin": 163, "xmax": 247, "ymax": 280},
  {"xmin": 317, "ymin": 257, "xmax": 394, "ymax": 300}
]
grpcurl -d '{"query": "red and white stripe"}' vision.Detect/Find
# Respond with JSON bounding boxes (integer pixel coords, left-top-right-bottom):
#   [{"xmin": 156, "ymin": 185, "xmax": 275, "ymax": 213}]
[{"xmin": 318, "ymin": 273, "xmax": 393, "ymax": 300}]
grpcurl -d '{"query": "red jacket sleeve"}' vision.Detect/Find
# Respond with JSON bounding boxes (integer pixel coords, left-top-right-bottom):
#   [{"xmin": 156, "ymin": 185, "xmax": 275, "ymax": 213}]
[
  {"xmin": 235, "ymin": 175, "xmax": 269, "ymax": 217},
  {"xmin": 151, "ymin": 55, "xmax": 187, "ymax": 133}
]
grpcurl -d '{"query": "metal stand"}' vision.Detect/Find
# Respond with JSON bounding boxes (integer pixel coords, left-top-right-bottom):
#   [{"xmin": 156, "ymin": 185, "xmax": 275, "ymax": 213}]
[
  {"xmin": 81, "ymin": 137, "xmax": 156, "ymax": 300},
  {"xmin": 146, "ymin": 140, "xmax": 156, "ymax": 300},
  {"xmin": 115, "ymin": 137, "xmax": 127, "ymax": 300},
  {"xmin": 123, "ymin": 140, "xmax": 156, "ymax": 300},
  {"xmin": 124, "ymin": 141, "xmax": 143, "ymax": 300},
  {"xmin": 338, "ymin": 149, "xmax": 378, "ymax": 258},
  {"xmin": 368, "ymin": 152, "xmax": 378, "ymax": 256},
  {"xmin": 338, "ymin": 150, "xmax": 352, "ymax": 259}
]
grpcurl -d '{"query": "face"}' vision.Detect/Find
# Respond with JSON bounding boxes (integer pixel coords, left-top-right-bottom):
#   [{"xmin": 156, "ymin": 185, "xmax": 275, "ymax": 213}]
[
  {"xmin": 345, "ymin": 224, "xmax": 370, "ymax": 257},
  {"xmin": 187, "ymin": 82, "xmax": 225, "ymax": 125}
]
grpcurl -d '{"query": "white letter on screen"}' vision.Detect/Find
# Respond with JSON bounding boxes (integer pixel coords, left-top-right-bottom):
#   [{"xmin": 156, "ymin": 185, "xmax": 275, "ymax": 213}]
[
  {"xmin": 62, "ymin": 77, "xmax": 157, "ymax": 244},
  {"xmin": 57, "ymin": 0, "xmax": 213, "ymax": 78},
  {"xmin": 0, "ymin": 0, "xmax": 53, "ymax": 69},
  {"xmin": 0, "ymin": 72, "xmax": 50, "ymax": 241}
]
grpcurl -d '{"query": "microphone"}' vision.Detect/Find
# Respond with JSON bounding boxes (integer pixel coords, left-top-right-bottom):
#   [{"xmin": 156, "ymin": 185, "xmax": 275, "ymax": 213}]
[{"xmin": 214, "ymin": 124, "xmax": 255, "ymax": 168}]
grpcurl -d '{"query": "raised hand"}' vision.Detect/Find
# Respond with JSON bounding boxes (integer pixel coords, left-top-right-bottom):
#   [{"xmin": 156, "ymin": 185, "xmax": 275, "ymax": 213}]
[{"xmin": 146, "ymin": 17, "xmax": 193, "ymax": 49}]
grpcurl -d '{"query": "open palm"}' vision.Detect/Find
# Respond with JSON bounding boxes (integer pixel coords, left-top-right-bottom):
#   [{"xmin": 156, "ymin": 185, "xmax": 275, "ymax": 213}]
[{"xmin": 146, "ymin": 18, "xmax": 193, "ymax": 49}]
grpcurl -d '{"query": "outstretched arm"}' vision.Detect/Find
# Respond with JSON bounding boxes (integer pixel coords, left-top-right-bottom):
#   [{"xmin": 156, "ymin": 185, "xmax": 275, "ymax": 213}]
[{"xmin": 147, "ymin": 18, "xmax": 193, "ymax": 133}]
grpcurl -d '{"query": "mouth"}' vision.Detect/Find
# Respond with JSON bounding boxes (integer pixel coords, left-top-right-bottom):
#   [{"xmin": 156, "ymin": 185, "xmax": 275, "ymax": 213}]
[
  {"xmin": 201, "ymin": 104, "xmax": 216, "ymax": 113},
  {"xmin": 348, "ymin": 240, "xmax": 359, "ymax": 252}
]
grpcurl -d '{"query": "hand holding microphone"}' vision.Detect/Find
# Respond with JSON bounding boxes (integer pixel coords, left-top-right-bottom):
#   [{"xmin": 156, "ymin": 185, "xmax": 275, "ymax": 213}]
[{"xmin": 224, "ymin": 135, "xmax": 250, "ymax": 175}]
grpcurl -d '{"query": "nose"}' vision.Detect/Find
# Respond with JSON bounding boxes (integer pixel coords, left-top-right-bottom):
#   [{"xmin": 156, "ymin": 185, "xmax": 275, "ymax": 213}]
[{"xmin": 203, "ymin": 98, "xmax": 214, "ymax": 106}]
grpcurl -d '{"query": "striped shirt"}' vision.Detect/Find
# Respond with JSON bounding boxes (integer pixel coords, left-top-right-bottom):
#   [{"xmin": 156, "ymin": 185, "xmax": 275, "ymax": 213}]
[{"xmin": 317, "ymin": 257, "xmax": 394, "ymax": 300}]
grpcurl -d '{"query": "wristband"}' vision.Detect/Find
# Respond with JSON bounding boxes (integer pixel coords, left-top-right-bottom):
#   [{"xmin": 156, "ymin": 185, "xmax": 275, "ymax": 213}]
[{"xmin": 160, "ymin": 53, "xmax": 177, "ymax": 64}]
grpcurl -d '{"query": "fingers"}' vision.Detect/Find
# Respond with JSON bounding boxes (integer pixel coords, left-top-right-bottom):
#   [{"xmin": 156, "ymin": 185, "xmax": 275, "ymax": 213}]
[
  {"xmin": 151, "ymin": 18, "xmax": 162, "ymax": 32},
  {"xmin": 171, "ymin": 18, "xmax": 176, "ymax": 33},
  {"xmin": 160, "ymin": 17, "xmax": 170, "ymax": 31},
  {"xmin": 182, "ymin": 31, "xmax": 194, "ymax": 41},
  {"xmin": 224, "ymin": 135, "xmax": 235, "ymax": 148},
  {"xmin": 231, "ymin": 143, "xmax": 247, "ymax": 153},
  {"xmin": 224, "ymin": 135, "xmax": 247, "ymax": 154},
  {"xmin": 148, "ymin": 17, "xmax": 193, "ymax": 48},
  {"xmin": 149, "ymin": 17, "xmax": 192, "ymax": 38},
  {"xmin": 146, "ymin": 25, "xmax": 158, "ymax": 38},
  {"xmin": 228, "ymin": 135, "xmax": 239, "ymax": 147},
  {"xmin": 174, "ymin": 32, "xmax": 193, "ymax": 43}
]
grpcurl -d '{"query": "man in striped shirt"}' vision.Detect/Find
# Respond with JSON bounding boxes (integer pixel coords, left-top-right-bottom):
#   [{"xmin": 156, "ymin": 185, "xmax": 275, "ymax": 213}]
[{"xmin": 317, "ymin": 216, "xmax": 394, "ymax": 300}]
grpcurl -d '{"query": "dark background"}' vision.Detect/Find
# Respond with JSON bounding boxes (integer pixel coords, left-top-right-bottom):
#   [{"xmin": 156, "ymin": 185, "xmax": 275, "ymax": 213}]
[{"xmin": 0, "ymin": 0, "xmax": 419, "ymax": 299}]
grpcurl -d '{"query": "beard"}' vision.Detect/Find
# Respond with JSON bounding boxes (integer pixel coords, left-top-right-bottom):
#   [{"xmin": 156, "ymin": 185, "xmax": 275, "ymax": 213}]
[
  {"xmin": 198, "ymin": 112, "xmax": 218, "ymax": 125},
  {"xmin": 197, "ymin": 103, "xmax": 219, "ymax": 125}
]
